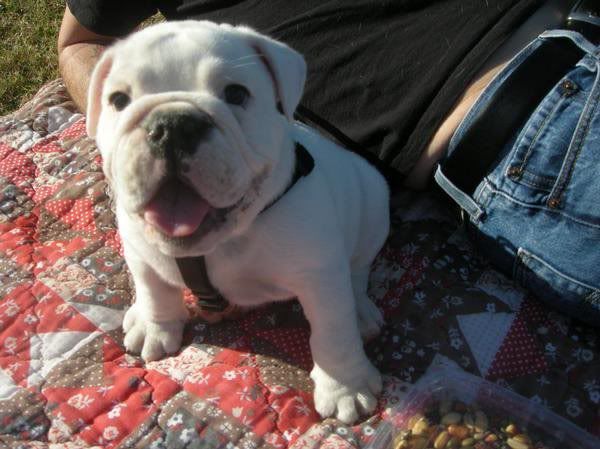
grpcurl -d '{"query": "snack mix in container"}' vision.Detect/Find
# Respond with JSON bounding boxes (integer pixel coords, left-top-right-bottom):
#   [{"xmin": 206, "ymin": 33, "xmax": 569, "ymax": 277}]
[{"xmin": 367, "ymin": 367, "xmax": 598, "ymax": 449}]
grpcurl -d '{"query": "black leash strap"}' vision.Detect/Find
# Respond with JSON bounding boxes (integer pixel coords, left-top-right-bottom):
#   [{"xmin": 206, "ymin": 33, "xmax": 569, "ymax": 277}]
[
  {"xmin": 176, "ymin": 255, "xmax": 230, "ymax": 311},
  {"xmin": 176, "ymin": 143, "xmax": 314, "ymax": 311}
]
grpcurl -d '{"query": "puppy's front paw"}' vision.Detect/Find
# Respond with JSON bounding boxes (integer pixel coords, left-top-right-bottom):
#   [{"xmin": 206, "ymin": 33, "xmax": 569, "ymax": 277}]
[
  {"xmin": 122, "ymin": 304, "xmax": 188, "ymax": 362},
  {"xmin": 310, "ymin": 362, "xmax": 382, "ymax": 424}
]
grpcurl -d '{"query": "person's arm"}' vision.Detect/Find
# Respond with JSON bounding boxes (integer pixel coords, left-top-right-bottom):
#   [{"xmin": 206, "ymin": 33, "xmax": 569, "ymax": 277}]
[{"xmin": 57, "ymin": 6, "xmax": 119, "ymax": 113}]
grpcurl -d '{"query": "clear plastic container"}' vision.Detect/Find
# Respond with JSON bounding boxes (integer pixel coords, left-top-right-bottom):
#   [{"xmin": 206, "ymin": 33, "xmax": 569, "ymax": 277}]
[{"xmin": 367, "ymin": 367, "xmax": 598, "ymax": 449}]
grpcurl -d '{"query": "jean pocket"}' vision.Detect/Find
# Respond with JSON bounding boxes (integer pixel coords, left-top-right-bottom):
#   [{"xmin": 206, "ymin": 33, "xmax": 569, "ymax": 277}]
[
  {"xmin": 504, "ymin": 71, "xmax": 591, "ymax": 195},
  {"xmin": 513, "ymin": 247, "xmax": 600, "ymax": 325}
]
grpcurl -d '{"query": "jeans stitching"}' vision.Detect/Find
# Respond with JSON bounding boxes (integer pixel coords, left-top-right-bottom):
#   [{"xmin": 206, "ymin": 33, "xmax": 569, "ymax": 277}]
[
  {"xmin": 549, "ymin": 66, "xmax": 600, "ymax": 204},
  {"xmin": 483, "ymin": 179, "xmax": 600, "ymax": 230},
  {"xmin": 517, "ymin": 247, "xmax": 600, "ymax": 291},
  {"xmin": 517, "ymin": 91, "xmax": 566, "ymax": 171},
  {"xmin": 517, "ymin": 171, "xmax": 555, "ymax": 190}
]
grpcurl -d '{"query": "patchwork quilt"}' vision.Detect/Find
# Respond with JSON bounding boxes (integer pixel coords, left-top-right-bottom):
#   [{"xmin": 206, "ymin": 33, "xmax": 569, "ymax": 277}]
[{"xmin": 0, "ymin": 80, "xmax": 598, "ymax": 448}]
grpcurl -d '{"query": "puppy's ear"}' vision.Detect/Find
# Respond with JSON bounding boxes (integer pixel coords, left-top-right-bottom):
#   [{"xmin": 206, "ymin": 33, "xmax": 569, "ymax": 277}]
[
  {"xmin": 86, "ymin": 49, "xmax": 114, "ymax": 139},
  {"xmin": 234, "ymin": 25, "xmax": 307, "ymax": 121}
]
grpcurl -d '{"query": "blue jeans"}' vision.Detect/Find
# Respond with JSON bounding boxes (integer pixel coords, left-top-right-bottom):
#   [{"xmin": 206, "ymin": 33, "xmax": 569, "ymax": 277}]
[{"xmin": 435, "ymin": 30, "xmax": 600, "ymax": 325}]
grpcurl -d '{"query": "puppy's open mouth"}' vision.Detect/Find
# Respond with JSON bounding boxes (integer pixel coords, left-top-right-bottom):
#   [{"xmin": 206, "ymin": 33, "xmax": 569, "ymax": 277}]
[{"xmin": 143, "ymin": 178, "xmax": 215, "ymax": 238}]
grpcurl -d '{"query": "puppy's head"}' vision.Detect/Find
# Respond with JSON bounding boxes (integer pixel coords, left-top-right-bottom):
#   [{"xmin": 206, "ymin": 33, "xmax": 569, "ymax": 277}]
[{"xmin": 87, "ymin": 21, "xmax": 306, "ymax": 256}]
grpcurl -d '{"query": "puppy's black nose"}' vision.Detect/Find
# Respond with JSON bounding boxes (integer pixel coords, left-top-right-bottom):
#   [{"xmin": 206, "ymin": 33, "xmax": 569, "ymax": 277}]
[{"xmin": 145, "ymin": 110, "xmax": 213, "ymax": 160}]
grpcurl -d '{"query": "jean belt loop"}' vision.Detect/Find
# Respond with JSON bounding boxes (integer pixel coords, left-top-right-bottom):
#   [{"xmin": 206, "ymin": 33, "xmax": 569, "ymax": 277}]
[
  {"xmin": 434, "ymin": 165, "xmax": 485, "ymax": 223},
  {"xmin": 540, "ymin": 29, "xmax": 598, "ymax": 55}
]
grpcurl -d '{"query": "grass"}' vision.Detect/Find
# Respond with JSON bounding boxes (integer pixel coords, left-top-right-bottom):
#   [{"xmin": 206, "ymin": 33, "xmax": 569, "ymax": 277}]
[
  {"xmin": 0, "ymin": 0, "xmax": 65, "ymax": 116},
  {"xmin": 0, "ymin": 2, "xmax": 164, "ymax": 117}
]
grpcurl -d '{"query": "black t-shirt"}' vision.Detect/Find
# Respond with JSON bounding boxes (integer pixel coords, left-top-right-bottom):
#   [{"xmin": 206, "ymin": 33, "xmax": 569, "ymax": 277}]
[{"xmin": 68, "ymin": 0, "xmax": 542, "ymax": 175}]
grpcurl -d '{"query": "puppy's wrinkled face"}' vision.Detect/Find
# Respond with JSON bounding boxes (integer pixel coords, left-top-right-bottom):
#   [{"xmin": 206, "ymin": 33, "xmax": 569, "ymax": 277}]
[{"xmin": 88, "ymin": 21, "xmax": 306, "ymax": 256}]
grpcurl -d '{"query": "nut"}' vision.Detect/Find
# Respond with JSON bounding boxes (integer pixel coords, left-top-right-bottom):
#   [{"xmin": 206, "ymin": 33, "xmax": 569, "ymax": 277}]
[
  {"xmin": 462, "ymin": 412, "xmax": 475, "ymax": 429},
  {"xmin": 411, "ymin": 417, "xmax": 430, "ymax": 435},
  {"xmin": 394, "ymin": 431, "xmax": 413, "ymax": 449},
  {"xmin": 427, "ymin": 424, "xmax": 445, "ymax": 441},
  {"xmin": 448, "ymin": 425, "xmax": 470, "ymax": 440},
  {"xmin": 504, "ymin": 424, "xmax": 519, "ymax": 436},
  {"xmin": 434, "ymin": 431, "xmax": 451, "ymax": 449},
  {"xmin": 441, "ymin": 412, "xmax": 462, "ymax": 426},
  {"xmin": 393, "ymin": 435, "xmax": 408, "ymax": 449},
  {"xmin": 407, "ymin": 414, "xmax": 425, "ymax": 430},
  {"xmin": 483, "ymin": 433, "xmax": 498, "ymax": 443},
  {"xmin": 513, "ymin": 434, "xmax": 531, "ymax": 444},
  {"xmin": 408, "ymin": 436, "xmax": 428, "ymax": 449},
  {"xmin": 507, "ymin": 437, "xmax": 530, "ymax": 449},
  {"xmin": 446, "ymin": 437, "xmax": 460, "ymax": 448},
  {"xmin": 461, "ymin": 438, "xmax": 475, "ymax": 446}
]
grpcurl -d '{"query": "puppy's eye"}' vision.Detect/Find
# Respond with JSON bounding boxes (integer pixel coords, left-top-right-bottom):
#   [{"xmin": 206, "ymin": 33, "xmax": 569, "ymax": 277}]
[
  {"xmin": 108, "ymin": 91, "xmax": 131, "ymax": 111},
  {"xmin": 224, "ymin": 84, "xmax": 250, "ymax": 107}
]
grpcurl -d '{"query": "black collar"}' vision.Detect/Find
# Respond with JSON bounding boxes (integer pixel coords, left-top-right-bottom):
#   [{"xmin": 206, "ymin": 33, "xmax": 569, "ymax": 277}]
[
  {"xmin": 260, "ymin": 142, "xmax": 314, "ymax": 214},
  {"xmin": 175, "ymin": 143, "xmax": 314, "ymax": 312}
]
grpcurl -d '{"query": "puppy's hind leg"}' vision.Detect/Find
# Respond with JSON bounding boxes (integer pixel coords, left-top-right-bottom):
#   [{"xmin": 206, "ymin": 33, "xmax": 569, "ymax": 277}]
[{"xmin": 352, "ymin": 268, "xmax": 384, "ymax": 341}]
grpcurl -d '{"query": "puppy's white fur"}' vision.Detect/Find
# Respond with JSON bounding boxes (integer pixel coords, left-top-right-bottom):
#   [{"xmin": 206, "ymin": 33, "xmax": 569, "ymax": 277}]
[{"xmin": 87, "ymin": 21, "xmax": 390, "ymax": 424}]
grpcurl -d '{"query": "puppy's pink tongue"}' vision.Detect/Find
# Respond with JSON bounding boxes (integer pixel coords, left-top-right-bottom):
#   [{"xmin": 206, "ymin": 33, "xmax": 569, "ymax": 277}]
[{"xmin": 144, "ymin": 179, "xmax": 210, "ymax": 237}]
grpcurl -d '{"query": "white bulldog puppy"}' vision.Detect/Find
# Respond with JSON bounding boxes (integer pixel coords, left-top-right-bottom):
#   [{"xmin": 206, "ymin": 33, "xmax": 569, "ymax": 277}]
[{"xmin": 87, "ymin": 21, "xmax": 390, "ymax": 424}]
